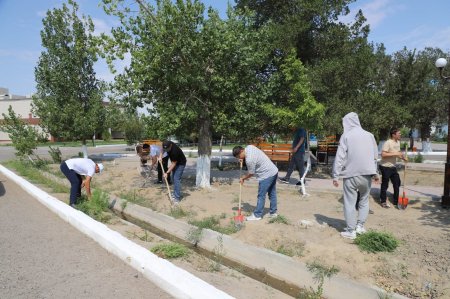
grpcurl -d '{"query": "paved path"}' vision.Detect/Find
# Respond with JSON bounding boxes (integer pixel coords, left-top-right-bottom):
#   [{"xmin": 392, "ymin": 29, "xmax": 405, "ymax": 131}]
[{"xmin": 0, "ymin": 174, "xmax": 173, "ymax": 299}]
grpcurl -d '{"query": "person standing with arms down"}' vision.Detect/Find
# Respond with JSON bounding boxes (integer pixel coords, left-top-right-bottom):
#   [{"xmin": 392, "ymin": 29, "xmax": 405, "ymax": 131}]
[
  {"xmin": 162, "ymin": 140, "xmax": 186, "ymax": 203},
  {"xmin": 60, "ymin": 158, "xmax": 104, "ymax": 207},
  {"xmin": 332, "ymin": 112, "xmax": 379, "ymax": 239},
  {"xmin": 379, "ymin": 128, "xmax": 407, "ymax": 208},
  {"xmin": 279, "ymin": 127, "xmax": 308, "ymax": 185},
  {"xmin": 233, "ymin": 145, "xmax": 279, "ymax": 221}
]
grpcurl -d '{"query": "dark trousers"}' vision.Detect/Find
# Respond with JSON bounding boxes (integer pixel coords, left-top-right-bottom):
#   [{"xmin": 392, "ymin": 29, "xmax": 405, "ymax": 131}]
[
  {"xmin": 157, "ymin": 156, "xmax": 171, "ymax": 184},
  {"xmin": 60, "ymin": 161, "xmax": 82, "ymax": 205},
  {"xmin": 379, "ymin": 165, "xmax": 401, "ymax": 205},
  {"xmin": 285, "ymin": 151, "xmax": 305, "ymax": 179}
]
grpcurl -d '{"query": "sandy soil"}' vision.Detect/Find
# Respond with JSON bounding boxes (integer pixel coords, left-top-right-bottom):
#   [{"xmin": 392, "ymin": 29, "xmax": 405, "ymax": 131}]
[{"xmin": 80, "ymin": 156, "xmax": 449, "ymax": 298}]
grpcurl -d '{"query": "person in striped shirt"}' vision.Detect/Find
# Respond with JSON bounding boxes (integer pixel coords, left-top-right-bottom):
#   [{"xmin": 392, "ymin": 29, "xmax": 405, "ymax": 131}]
[{"xmin": 232, "ymin": 145, "xmax": 279, "ymax": 221}]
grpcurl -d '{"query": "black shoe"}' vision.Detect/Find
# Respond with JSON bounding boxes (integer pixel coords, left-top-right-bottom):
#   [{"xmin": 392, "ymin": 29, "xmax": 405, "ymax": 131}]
[
  {"xmin": 155, "ymin": 180, "xmax": 163, "ymax": 184},
  {"xmin": 279, "ymin": 177, "xmax": 289, "ymax": 184},
  {"xmin": 296, "ymin": 181, "xmax": 303, "ymax": 186}
]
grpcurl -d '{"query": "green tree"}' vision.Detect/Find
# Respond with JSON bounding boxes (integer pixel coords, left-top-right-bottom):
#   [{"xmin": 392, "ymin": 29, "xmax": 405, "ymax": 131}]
[
  {"xmin": 33, "ymin": 0, "xmax": 106, "ymax": 157},
  {"xmin": 101, "ymin": 0, "xmax": 323, "ymax": 187},
  {"xmin": 1, "ymin": 106, "xmax": 41, "ymax": 158}
]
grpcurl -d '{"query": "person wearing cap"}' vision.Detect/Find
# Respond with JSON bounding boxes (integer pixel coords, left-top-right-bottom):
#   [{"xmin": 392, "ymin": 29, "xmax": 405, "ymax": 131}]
[
  {"xmin": 161, "ymin": 140, "xmax": 186, "ymax": 203},
  {"xmin": 232, "ymin": 145, "xmax": 279, "ymax": 221},
  {"xmin": 60, "ymin": 158, "xmax": 104, "ymax": 207}
]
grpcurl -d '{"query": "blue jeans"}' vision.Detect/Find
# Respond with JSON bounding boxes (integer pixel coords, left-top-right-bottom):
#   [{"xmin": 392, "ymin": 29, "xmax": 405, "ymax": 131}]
[
  {"xmin": 254, "ymin": 174, "xmax": 278, "ymax": 218},
  {"xmin": 60, "ymin": 161, "xmax": 82, "ymax": 205},
  {"xmin": 172, "ymin": 164, "xmax": 185, "ymax": 201}
]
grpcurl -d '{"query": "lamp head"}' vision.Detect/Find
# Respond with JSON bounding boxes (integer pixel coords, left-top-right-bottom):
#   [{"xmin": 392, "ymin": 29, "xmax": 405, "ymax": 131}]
[{"xmin": 435, "ymin": 58, "xmax": 447, "ymax": 69}]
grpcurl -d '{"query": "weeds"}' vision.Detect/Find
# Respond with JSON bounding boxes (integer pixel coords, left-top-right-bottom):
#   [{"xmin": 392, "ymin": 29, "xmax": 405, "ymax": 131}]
[
  {"xmin": 48, "ymin": 146, "xmax": 62, "ymax": 163},
  {"xmin": 209, "ymin": 235, "xmax": 226, "ymax": 272},
  {"xmin": 134, "ymin": 230, "xmax": 153, "ymax": 242},
  {"xmin": 119, "ymin": 190, "xmax": 146, "ymax": 205},
  {"xmin": 3, "ymin": 160, "xmax": 68, "ymax": 193},
  {"xmin": 186, "ymin": 227, "xmax": 203, "ymax": 247},
  {"xmin": 150, "ymin": 242, "xmax": 189, "ymax": 259},
  {"xmin": 354, "ymin": 231, "xmax": 399, "ymax": 253},
  {"xmin": 268, "ymin": 214, "xmax": 289, "ymax": 225},
  {"xmin": 189, "ymin": 215, "xmax": 239, "ymax": 235},
  {"xmin": 76, "ymin": 190, "xmax": 111, "ymax": 223},
  {"xmin": 297, "ymin": 261, "xmax": 339, "ymax": 299},
  {"xmin": 267, "ymin": 239, "xmax": 305, "ymax": 257},
  {"xmin": 168, "ymin": 206, "xmax": 189, "ymax": 219}
]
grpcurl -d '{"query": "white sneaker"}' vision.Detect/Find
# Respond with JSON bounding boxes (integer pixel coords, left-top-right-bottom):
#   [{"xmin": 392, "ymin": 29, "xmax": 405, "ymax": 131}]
[
  {"xmin": 340, "ymin": 230, "xmax": 356, "ymax": 240},
  {"xmin": 246, "ymin": 214, "xmax": 262, "ymax": 221},
  {"xmin": 268, "ymin": 213, "xmax": 278, "ymax": 218},
  {"xmin": 355, "ymin": 224, "xmax": 366, "ymax": 234}
]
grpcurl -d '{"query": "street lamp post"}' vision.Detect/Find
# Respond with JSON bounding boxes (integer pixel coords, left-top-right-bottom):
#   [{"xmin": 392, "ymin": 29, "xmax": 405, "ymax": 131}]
[{"xmin": 435, "ymin": 57, "xmax": 450, "ymax": 209}]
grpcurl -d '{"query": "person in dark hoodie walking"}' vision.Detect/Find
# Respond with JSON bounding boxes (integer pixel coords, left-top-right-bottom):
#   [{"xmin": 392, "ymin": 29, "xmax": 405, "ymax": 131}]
[{"xmin": 332, "ymin": 112, "xmax": 379, "ymax": 239}]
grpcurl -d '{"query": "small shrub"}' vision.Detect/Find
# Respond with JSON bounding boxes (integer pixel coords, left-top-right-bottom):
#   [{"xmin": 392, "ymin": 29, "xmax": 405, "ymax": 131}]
[
  {"xmin": 268, "ymin": 214, "xmax": 289, "ymax": 225},
  {"xmin": 77, "ymin": 190, "xmax": 111, "ymax": 223},
  {"xmin": 48, "ymin": 146, "xmax": 62, "ymax": 163},
  {"xmin": 186, "ymin": 227, "xmax": 203, "ymax": 247},
  {"xmin": 413, "ymin": 152, "xmax": 423, "ymax": 163},
  {"xmin": 168, "ymin": 206, "xmax": 189, "ymax": 219},
  {"xmin": 354, "ymin": 231, "xmax": 399, "ymax": 253},
  {"xmin": 150, "ymin": 243, "xmax": 189, "ymax": 259},
  {"xmin": 297, "ymin": 261, "xmax": 339, "ymax": 299}
]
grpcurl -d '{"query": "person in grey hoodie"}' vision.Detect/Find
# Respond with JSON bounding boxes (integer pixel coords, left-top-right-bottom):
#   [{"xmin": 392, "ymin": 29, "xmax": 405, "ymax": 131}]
[{"xmin": 332, "ymin": 112, "xmax": 379, "ymax": 239}]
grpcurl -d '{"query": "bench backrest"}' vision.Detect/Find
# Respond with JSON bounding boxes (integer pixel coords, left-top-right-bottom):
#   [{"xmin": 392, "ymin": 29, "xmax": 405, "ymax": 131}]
[{"xmin": 256, "ymin": 143, "xmax": 292, "ymax": 162}]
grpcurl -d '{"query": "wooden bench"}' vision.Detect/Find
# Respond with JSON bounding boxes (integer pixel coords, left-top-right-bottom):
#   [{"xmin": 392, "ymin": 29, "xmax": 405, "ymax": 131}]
[
  {"xmin": 256, "ymin": 142, "xmax": 292, "ymax": 164},
  {"xmin": 316, "ymin": 136, "xmax": 339, "ymax": 164}
]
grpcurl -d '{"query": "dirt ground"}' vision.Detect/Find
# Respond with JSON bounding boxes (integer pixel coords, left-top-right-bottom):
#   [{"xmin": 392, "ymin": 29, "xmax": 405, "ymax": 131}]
[{"xmin": 86, "ymin": 156, "xmax": 449, "ymax": 298}]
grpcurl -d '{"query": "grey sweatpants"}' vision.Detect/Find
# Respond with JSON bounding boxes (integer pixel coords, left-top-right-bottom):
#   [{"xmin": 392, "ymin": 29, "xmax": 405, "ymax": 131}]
[{"xmin": 343, "ymin": 175, "xmax": 372, "ymax": 230}]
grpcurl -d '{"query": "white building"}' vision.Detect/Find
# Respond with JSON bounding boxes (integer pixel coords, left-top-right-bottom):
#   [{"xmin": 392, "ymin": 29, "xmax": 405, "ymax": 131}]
[{"xmin": 0, "ymin": 87, "xmax": 45, "ymax": 143}]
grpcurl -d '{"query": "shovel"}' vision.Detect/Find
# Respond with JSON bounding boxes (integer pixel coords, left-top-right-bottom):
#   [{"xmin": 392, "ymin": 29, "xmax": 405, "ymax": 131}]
[
  {"xmin": 398, "ymin": 155, "xmax": 409, "ymax": 209},
  {"xmin": 234, "ymin": 160, "xmax": 245, "ymax": 225},
  {"xmin": 158, "ymin": 158, "xmax": 174, "ymax": 206}
]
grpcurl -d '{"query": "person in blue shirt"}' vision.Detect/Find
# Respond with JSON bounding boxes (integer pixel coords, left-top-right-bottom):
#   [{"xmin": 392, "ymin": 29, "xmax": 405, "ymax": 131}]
[{"xmin": 279, "ymin": 127, "xmax": 307, "ymax": 185}]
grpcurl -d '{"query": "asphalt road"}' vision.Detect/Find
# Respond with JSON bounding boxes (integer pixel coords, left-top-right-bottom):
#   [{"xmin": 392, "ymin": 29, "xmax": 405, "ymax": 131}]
[{"xmin": 0, "ymin": 173, "xmax": 173, "ymax": 299}]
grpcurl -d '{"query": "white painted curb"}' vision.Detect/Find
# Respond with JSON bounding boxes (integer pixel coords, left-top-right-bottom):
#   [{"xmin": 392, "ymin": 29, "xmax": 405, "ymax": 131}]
[{"xmin": 0, "ymin": 165, "xmax": 234, "ymax": 299}]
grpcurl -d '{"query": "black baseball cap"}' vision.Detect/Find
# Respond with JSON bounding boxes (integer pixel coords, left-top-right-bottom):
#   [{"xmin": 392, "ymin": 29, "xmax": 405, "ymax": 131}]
[{"xmin": 162, "ymin": 141, "xmax": 171, "ymax": 151}]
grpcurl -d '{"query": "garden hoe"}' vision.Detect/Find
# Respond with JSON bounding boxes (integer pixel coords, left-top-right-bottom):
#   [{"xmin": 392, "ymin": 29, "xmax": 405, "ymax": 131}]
[
  {"xmin": 234, "ymin": 160, "xmax": 245, "ymax": 226},
  {"xmin": 158, "ymin": 158, "xmax": 174, "ymax": 206},
  {"xmin": 398, "ymin": 154, "xmax": 409, "ymax": 210}
]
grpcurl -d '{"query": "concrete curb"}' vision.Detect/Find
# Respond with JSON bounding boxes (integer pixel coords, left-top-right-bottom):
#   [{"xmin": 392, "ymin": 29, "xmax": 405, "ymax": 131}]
[
  {"xmin": 109, "ymin": 195, "xmax": 410, "ymax": 299},
  {"xmin": 0, "ymin": 165, "xmax": 234, "ymax": 299}
]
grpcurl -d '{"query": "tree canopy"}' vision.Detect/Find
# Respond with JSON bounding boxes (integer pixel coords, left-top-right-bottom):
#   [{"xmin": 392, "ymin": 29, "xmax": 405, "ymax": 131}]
[{"xmin": 33, "ymin": 0, "xmax": 107, "ymax": 149}]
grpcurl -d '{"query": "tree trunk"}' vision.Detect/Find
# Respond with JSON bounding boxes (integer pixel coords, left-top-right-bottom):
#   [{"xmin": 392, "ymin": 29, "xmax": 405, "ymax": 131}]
[
  {"xmin": 82, "ymin": 139, "xmax": 88, "ymax": 158},
  {"xmin": 196, "ymin": 116, "xmax": 212, "ymax": 188},
  {"xmin": 420, "ymin": 124, "xmax": 432, "ymax": 153}
]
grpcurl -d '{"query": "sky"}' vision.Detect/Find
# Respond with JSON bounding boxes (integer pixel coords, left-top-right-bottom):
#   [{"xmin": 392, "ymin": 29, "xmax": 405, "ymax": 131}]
[{"xmin": 1, "ymin": 0, "xmax": 450, "ymax": 97}]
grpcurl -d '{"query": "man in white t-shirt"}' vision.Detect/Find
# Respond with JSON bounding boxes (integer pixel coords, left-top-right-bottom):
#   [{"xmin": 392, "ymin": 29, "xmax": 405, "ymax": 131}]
[{"xmin": 60, "ymin": 158, "xmax": 104, "ymax": 207}]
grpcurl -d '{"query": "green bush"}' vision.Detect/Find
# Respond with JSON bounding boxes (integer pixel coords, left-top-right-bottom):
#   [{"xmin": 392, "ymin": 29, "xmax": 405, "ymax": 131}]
[
  {"xmin": 413, "ymin": 152, "xmax": 423, "ymax": 163},
  {"xmin": 151, "ymin": 243, "xmax": 189, "ymax": 259},
  {"xmin": 354, "ymin": 231, "xmax": 399, "ymax": 253},
  {"xmin": 48, "ymin": 146, "xmax": 62, "ymax": 163},
  {"xmin": 77, "ymin": 190, "xmax": 111, "ymax": 223}
]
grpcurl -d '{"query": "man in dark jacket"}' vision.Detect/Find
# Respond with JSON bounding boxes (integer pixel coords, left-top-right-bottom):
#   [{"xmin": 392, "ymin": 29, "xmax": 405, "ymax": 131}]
[{"xmin": 162, "ymin": 140, "xmax": 186, "ymax": 203}]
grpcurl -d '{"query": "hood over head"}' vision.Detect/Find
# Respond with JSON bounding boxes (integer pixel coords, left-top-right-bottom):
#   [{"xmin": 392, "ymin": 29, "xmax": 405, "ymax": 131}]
[{"xmin": 342, "ymin": 112, "xmax": 361, "ymax": 133}]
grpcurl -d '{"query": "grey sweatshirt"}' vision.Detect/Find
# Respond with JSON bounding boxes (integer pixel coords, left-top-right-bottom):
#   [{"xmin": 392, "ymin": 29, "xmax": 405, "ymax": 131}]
[{"xmin": 332, "ymin": 112, "xmax": 378, "ymax": 180}]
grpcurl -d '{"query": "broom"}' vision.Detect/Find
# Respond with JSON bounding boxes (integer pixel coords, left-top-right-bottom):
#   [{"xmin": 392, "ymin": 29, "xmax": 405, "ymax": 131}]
[{"xmin": 398, "ymin": 151, "xmax": 409, "ymax": 210}]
